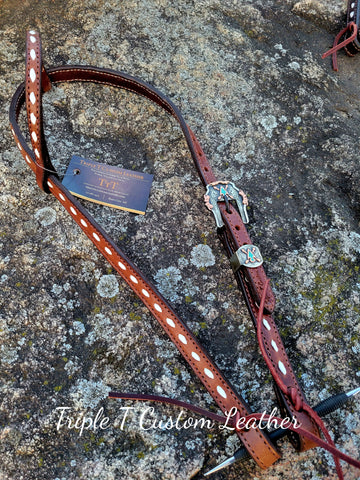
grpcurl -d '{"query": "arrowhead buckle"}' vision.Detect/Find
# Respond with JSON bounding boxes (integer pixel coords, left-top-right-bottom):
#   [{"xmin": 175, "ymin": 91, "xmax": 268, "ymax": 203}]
[{"xmin": 204, "ymin": 181, "xmax": 249, "ymax": 228}]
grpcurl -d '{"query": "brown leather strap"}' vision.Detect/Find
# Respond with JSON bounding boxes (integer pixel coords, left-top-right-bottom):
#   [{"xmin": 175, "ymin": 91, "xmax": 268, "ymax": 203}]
[
  {"xmin": 216, "ymin": 205, "xmax": 321, "ymax": 452},
  {"xmin": 256, "ymin": 282, "xmax": 360, "ymax": 480},
  {"xmin": 108, "ymin": 392, "xmax": 240, "ymax": 426},
  {"xmin": 241, "ymin": 412, "xmax": 360, "ymax": 476},
  {"xmin": 10, "ymin": 30, "xmax": 281, "ymax": 469},
  {"xmin": 322, "ymin": 21, "xmax": 358, "ymax": 71},
  {"xmin": 322, "ymin": 0, "xmax": 360, "ymax": 70},
  {"xmin": 109, "ymin": 388, "xmax": 360, "ymax": 480},
  {"xmin": 25, "ymin": 31, "xmax": 57, "ymax": 192},
  {"xmin": 345, "ymin": 0, "xmax": 360, "ymax": 54},
  {"xmin": 108, "ymin": 389, "xmax": 360, "ymax": 475}
]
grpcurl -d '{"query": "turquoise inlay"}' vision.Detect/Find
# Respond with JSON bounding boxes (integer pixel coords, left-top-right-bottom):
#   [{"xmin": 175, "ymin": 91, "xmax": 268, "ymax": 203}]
[
  {"xmin": 220, "ymin": 186, "xmax": 227, "ymax": 196},
  {"xmin": 234, "ymin": 245, "xmax": 263, "ymax": 269}
]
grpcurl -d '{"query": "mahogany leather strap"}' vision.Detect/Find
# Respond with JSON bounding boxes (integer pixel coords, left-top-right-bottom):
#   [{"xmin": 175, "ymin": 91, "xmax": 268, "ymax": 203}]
[
  {"xmin": 10, "ymin": 29, "xmax": 280, "ymax": 470},
  {"xmin": 216, "ymin": 212, "xmax": 320, "ymax": 452}
]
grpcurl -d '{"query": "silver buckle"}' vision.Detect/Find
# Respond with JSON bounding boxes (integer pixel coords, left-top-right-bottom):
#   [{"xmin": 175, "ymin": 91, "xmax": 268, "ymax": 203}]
[
  {"xmin": 230, "ymin": 244, "xmax": 263, "ymax": 271},
  {"xmin": 204, "ymin": 181, "xmax": 249, "ymax": 228}
]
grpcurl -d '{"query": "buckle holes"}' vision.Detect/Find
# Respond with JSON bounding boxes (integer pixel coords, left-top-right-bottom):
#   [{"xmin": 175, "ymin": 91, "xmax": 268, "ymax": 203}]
[
  {"xmin": 235, "ymin": 225, "xmax": 240, "ymax": 230},
  {"xmin": 73, "ymin": 169, "xmax": 80, "ymax": 175}
]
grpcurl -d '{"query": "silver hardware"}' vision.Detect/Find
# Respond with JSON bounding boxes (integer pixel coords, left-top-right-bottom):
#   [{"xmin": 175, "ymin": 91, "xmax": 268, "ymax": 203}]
[
  {"xmin": 204, "ymin": 181, "xmax": 249, "ymax": 228},
  {"xmin": 230, "ymin": 244, "xmax": 263, "ymax": 271}
]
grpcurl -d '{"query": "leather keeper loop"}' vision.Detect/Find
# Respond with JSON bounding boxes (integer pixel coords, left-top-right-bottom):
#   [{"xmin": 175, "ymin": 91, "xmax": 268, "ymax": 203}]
[{"xmin": 273, "ymin": 384, "xmax": 319, "ymax": 452}]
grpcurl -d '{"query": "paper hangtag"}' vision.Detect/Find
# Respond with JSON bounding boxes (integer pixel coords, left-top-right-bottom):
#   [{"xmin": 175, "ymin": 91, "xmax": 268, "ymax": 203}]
[{"xmin": 62, "ymin": 155, "xmax": 153, "ymax": 215}]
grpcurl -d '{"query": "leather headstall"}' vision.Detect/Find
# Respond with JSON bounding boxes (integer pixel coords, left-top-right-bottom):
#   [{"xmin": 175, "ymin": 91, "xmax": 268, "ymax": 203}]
[{"xmin": 9, "ymin": 31, "xmax": 360, "ymax": 479}]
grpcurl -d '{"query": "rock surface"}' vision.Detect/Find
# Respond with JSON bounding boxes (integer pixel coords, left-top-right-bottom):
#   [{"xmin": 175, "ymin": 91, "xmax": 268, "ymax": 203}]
[{"xmin": 1, "ymin": 0, "xmax": 360, "ymax": 479}]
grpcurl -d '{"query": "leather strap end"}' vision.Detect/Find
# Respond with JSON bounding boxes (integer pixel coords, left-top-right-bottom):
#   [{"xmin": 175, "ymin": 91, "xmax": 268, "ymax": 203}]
[{"xmin": 273, "ymin": 384, "xmax": 319, "ymax": 452}]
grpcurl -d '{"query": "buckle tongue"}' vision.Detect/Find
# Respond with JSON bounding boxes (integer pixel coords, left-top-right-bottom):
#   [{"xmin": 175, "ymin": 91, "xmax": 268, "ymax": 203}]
[{"xmin": 204, "ymin": 181, "xmax": 249, "ymax": 228}]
